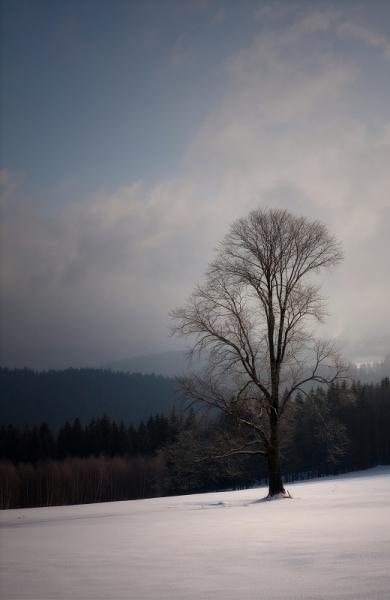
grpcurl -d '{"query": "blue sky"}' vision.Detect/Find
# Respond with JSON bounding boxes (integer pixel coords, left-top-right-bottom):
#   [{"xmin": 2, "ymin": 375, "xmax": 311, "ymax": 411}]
[
  {"xmin": 2, "ymin": 0, "xmax": 259, "ymax": 197},
  {"xmin": 1, "ymin": 0, "xmax": 390, "ymax": 368}
]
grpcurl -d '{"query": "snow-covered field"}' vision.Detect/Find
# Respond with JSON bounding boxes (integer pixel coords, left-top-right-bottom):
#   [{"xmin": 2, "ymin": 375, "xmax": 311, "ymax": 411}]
[{"xmin": 1, "ymin": 467, "xmax": 390, "ymax": 600}]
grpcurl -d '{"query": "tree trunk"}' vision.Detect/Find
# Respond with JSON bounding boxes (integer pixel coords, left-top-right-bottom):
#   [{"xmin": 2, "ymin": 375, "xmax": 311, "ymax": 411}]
[
  {"xmin": 267, "ymin": 448, "xmax": 285, "ymax": 496},
  {"xmin": 267, "ymin": 412, "xmax": 286, "ymax": 497}
]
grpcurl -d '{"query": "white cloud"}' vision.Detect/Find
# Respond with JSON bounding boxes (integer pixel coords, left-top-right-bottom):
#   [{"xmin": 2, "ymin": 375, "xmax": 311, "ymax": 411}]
[
  {"xmin": 337, "ymin": 21, "xmax": 390, "ymax": 59},
  {"xmin": 1, "ymin": 4, "xmax": 390, "ymax": 367},
  {"xmin": 0, "ymin": 173, "xmax": 212, "ymax": 367},
  {"xmin": 181, "ymin": 8, "xmax": 390, "ymax": 357}
]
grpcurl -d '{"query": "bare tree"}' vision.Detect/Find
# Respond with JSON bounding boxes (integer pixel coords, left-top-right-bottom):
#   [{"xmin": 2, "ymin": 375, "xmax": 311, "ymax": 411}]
[{"xmin": 172, "ymin": 208, "xmax": 346, "ymax": 497}]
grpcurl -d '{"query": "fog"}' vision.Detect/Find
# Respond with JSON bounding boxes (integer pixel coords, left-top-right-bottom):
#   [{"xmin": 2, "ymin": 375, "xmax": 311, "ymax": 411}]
[{"xmin": 1, "ymin": 1, "xmax": 390, "ymax": 369}]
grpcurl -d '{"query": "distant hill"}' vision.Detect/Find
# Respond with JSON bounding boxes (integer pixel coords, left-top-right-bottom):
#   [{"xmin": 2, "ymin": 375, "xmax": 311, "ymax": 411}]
[
  {"xmin": 102, "ymin": 350, "xmax": 204, "ymax": 377},
  {"xmin": 2, "ymin": 353, "xmax": 388, "ymax": 430},
  {"xmin": 103, "ymin": 350, "xmax": 390, "ymax": 382},
  {"xmin": 350, "ymin": 354, "xmax": 390, "ymax": 383},
  {"xmin": 0, "ymin": 368, "xmax": 183, "ymax": 429}
]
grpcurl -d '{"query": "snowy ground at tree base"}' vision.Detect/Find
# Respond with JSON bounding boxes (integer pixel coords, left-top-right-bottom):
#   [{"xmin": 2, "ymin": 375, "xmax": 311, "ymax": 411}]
[{"xmin": 1, "ymin": 467, "xmax": 390, "ymax": 600}]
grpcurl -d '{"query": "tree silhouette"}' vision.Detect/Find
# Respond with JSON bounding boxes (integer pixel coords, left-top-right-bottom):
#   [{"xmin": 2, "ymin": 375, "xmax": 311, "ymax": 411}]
[{"xmin": 172, "ymin": 208, "xmax": 346, "ymax": 497}]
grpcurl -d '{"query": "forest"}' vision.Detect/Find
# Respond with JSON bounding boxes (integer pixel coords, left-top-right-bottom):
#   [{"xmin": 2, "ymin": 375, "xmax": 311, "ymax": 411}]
[
  {"xmin": 1, "ymin": 378, "xmax": 389, "ymax": 509},
  {"xmin": 0, "ymin": 367, "xmax": 178, "ymax": 428}
]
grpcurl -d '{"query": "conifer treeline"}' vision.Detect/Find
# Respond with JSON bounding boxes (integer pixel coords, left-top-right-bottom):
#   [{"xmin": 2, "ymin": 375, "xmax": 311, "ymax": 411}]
[
  {"xmin": 0, "ymin": 412, "xmax": 184, "ymax": 464},
  {"xmin": 0, "ymin": 367, "xmax": 178, "ymax": 429},
  {"xmin": 0, "ymin": 379, "xmax": 389, "ymax": 509}
]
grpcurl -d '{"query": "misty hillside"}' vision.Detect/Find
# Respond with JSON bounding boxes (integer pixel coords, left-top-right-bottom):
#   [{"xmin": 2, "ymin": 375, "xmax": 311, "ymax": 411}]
[
  {"xmin": 2, "ymin": 355, "xmax": 389, "ymax": 429},
  {"xmin": 102, "ymin": 350, "xmax": 206, "ymax": 377},
  {"xmin": 0, "ymin": 368, "xmax": 182, "ymax": 428},
  {"xmin": 103, "ymin": 350, "xmax": 390, "ymax": 381},
  {"xmin": 102, "ymin": 350, "xmax": 190, "ymax": 377},
  {"xmin": 351, "ymin": 354, "xmax": 390, "ymax": 383}
]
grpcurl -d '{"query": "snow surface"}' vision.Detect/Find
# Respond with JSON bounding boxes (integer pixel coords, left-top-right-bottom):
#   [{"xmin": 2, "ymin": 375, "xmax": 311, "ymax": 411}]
[{"xmin": 1, "ymin": 467, "xmax": 390, "ymax": 600}]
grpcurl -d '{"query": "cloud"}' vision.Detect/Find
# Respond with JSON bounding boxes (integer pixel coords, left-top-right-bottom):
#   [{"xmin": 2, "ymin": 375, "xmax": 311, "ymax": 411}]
[
  {"xmin": 254, "ymin": 2, "xmax": 299, "ymax": 23},
  {"xmin": 0, "ymin": 168, "xmax": 10, "ymax": 187},
  {"xmin": 182, "ymin": 7, "xmax": 390, "ymax": 357},
  {"xmin": 0, "ymin": 168, "xmax": 23, "ymax": 208},
  {"xmin": 0, "ymin": 174, "xmax": 214, "ymax": 367},
  {"xmin": 1, "ymin": 4, "xmax": 390, "ymax": 368},
  {"xmin": 337, "ymin": 21, "xmax": 390, "ymax": 59}
]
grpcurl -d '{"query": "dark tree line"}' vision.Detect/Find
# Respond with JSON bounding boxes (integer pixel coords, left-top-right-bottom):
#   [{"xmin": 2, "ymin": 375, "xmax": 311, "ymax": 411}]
[
  {"xmin": 0, "ymin": 412, "xmax": 184, "ymax": 464},
  {"xmin": 0, "ymin": 456, "xmax": 166, "ymax": 510},
  {"xmin": 0, "ymin": 379, "xmax": 389, "ymax": 508},
  {"xmin": 0, "ymin": 367, "xmax": 179, "ymax": 429},
  {"xmin": 164, "ymin": 378, "xmax": 390, "ymax": 493},
  {"xmin": 286, "ymin": 378, "xmax": 390, "ymax": 475}
]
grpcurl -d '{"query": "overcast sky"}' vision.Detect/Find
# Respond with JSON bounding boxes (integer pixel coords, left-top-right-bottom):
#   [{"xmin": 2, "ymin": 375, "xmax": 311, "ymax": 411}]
[{"xmin": 1, "ymin": 0, "xmax": 390, "ymax": 369}]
